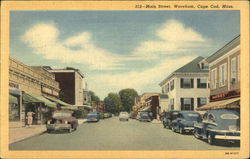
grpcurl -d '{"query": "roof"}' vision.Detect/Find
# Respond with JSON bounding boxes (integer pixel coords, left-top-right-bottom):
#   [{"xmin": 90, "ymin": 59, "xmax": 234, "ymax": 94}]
[
  {"xmin": 174, "ymin": 56, "xmax": 207, "ymax": 73},
  {"xmin": 206, "ymin": 35, "xmax": 240, "ymax": 63},
  {"xmin": 159, "ymin": 56, "xmax": 208, "ymax": 86}
]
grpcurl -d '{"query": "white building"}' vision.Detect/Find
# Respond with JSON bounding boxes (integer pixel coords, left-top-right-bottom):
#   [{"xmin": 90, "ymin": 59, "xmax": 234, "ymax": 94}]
[{"xmin": 159, "ymin": 57, "xmax": 210, "ymax": 111}]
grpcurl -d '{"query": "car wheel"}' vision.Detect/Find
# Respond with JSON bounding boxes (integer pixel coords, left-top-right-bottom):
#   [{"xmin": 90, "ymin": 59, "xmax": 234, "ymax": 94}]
[
  {"xmin": 207, "ymin": 133, "xmax": 215, "ymax": 145},
  {"xmin": 171, "ymin": 126, "xmax": 175, "ymax": 132},
  {"xmin": 163, "ymin": 124, "xmax": 166, "ymax": 128},
  {"xmin": 68, "ymin": 127, "xmax": 73, "ymax": 133},
  {"xmin": 193, "ymin": 128, "xmax": 201, "ymax": 139},
  {"xmin": 47, "ymin": 129, "xmax": 51, "ymax": 133},
  {"xmin": 179, "ymin": 127, "xmax": 184, "ymax": 134}
]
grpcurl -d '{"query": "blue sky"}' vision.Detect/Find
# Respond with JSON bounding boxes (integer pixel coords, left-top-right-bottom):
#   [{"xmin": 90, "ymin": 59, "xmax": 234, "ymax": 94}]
[{"xmin": 10, "ymin": 11, "xmax": 240, "ymax": 99}]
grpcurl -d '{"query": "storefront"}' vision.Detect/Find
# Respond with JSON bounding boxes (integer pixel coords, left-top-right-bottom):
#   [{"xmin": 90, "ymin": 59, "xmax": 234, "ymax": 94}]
[
  {"xmin": 196, "ymin": 97, "xmax": 240, "ymax": 112},
  {"xmin": 22, "ymin": 92, "xmax": 57, "ymax": 125},
  {"xmin": 9, "ymin": 88, "xmax": 23, "ymax": 127}
]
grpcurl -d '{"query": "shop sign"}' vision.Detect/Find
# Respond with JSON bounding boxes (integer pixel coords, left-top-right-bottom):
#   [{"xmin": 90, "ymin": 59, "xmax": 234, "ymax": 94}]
[
  {"xmin": 210, "ymin": 90, "xmax": 240, "ymax": 101},
  {"xmin": 42, "ymin": 86, "xmax": 52, "ymax": 95},
  {"xmin": 9, "ymin": 82, "xmax": 19, "ymax": 89}
]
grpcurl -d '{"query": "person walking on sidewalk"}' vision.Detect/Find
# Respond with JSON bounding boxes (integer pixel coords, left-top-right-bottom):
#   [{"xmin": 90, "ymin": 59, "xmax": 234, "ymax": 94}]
[{"xmin": 27, "ymin": 111, "xmax": 35, "ymax": 127}]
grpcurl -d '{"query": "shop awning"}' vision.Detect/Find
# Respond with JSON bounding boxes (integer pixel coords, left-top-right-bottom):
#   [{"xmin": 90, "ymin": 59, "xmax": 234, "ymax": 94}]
[
  {"xmin": 9, "ymin": 94, "xmax": 18, "ymax": 104},
  {"xmin": 139, "ymin": 106, "xmax": 151, "ymax": 112},
  {"xmin": 23, "ymin": 93, "xmax": 56, "ymax": 108},
  {"xmin": 43, "ymin": 96, "xmax": 70, "ymax": 106},
  {"xmin": 196, "ymin": 97, "xmax": 240, "ymax": 111}
]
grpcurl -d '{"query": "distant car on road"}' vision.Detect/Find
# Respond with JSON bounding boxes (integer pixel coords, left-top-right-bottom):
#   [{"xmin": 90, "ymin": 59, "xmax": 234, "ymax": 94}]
[
  {"xmin": 86, "ymin": 112, "xmax": 100, "ymax": 122},
  {"xmin": 193, "ymin": 109, "xmax": 240, "ymax": 145},
  {"xmin": 138, "ymin": 111, "xmax": 152, "ymax": 122},
  {"xmin": 129, "ymin": 111, "xmax": 138, "ymax": 119},
  {"xmin": 46, "ymin": 110, "xmax": 78, "ymax": 133},
  {"xmin": 162, "ymin": 110, "xmax": 179, "ymax": 129},
  {"xmin": 171, "ymin": 111, "xmax": 201, "ymax": 134},
  {"xmin": 119, "ymin": 112, "xmax": 129, "ymax": 121}
]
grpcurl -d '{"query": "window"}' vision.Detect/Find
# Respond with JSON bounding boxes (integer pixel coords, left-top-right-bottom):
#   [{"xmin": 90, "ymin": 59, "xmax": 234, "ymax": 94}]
[
  {"xmin": 197, "ymin": 97, "xmax": 207, "ymax": 107},
  {"xmin": 211, "ymin": 68, "xmax": 217, "ymax": 89},
  {"xmin": 170, "ymin": 98, "xmax": 174, "ymax": 110},
  {"xmin": 237, "ymin": 55, "xmax": 240, "ymax": 82},
  {"xmin": 167, "ymin": 83, "xmax": 169, "ymax": 92},
  {"xmin": 181, "ymin": 78, "xmax": 194, "ymax": 88},
  {"xmin": 219, "ymin": 63, "xmax": 227, "ymax": 87},
  {"xmin": 162, "ymin": 87, "xmax": 165, "ymax": 94},
  {"xmin": 181, "ymin": 98, "xmax": 194, "ymax": 110},
  {"xmin": 197, "ymin": 78, "xmax": 207, "ymax": 88},
  {"xmin": 231, "ymin": 57, "xmax": 237, "ymax": 84},
  {"xmin": 170, "ymin": 80, "xmax": 174, "ymax": 90},
  {"xmin": 200, "ymin": 63, "xmax": 209, "ymax": 70}
]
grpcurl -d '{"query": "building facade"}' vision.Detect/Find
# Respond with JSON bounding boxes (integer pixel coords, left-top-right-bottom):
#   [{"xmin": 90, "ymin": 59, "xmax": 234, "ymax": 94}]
[
  {"xmin": 48, "ymin": 67, "xmax": 84, "ymax": 106},
  {"xmin": 159, "ymin": 57, "xmax": 210, "ymax": 111},
  {"xmin": 197, "ymin": 35, "xmax": 240, "ymax": 111},
  {"xmin": 9, "ymin": 57, "xmax": 60, "ymax": 126}
]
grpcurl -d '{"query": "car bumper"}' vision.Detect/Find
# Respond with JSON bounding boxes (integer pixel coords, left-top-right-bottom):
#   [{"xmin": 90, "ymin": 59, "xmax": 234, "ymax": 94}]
[
  {"xmin": 87, "ymin": 118, "xmax": 99, "ymax": 122},
  {"xmin": 183, "ymin": 127, "xmax": 194, "ymax": 131},
  {"xmin": 215, "ymin": 135, "xmax": 240, "ymax": 140},
  {"xmin": 46, "ymin": 124, "xmax": 71, "ymax": 131},
  {"xmin": 119, "ymin": 118, "xmax": 128, "ymax": 121}
]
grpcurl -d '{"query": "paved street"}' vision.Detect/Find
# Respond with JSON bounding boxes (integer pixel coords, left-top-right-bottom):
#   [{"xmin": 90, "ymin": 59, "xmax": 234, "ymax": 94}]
[{"xmin": 9, "ymin": 117, "xmax": 239, "ymax": 150}]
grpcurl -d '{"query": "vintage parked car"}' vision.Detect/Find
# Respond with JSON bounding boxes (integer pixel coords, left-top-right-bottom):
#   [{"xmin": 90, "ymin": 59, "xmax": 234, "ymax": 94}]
[
  {"xmin": 138, "ymin": 111, "xmax": 152, "ymax": 122},
  {"xmin": 86, "ymin": 112, "xmax": 100, "ymax": 122},
  {"xmin": 104, "ymin": 112, "xmax": 112, "ymax": 118},
  {"xmin": 193, "ymin": 109, "xmax": 240, "ymax": 145},
  {"xmin": 162, "ymin": 110, "xmax": 179, "ymax": 129},
  {"xmin": 46, "ymin": 110, "xmax": 78, "ymax": 133},
  {"xmin": 171, "ymin": 111, "xmax": 202, "ymax": 134},
  {"xmin": 129, "ymin": 111, "xmax": 138, "ymax": 119},
  {"xmin": 119, "ymin": 112, "xmax": 129, "ymax": 121}
]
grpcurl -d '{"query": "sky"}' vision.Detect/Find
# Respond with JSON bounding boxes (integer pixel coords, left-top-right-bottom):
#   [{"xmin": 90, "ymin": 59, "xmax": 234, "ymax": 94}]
[{"xmin": 10, "ymin": 11, "xmax": 240, "ymax": 99}]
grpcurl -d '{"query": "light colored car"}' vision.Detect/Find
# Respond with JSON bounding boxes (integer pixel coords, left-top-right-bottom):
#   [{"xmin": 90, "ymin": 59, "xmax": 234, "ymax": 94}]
[{"xmin": 119, "ymin": 112, "xmax": 129, "ymax": 121}]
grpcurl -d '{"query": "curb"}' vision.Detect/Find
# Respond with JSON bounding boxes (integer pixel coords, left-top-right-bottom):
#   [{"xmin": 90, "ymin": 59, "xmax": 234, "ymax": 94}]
[
  {"xmin": 10, "ymin": 119, "xmax": 87, "ymax": 145},
  {"xmin": 10, "ymin": 130, "xmax": 47, "ymax": 145}
]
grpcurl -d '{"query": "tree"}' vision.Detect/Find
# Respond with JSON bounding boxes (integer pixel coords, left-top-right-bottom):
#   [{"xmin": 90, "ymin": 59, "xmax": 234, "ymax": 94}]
[
  {"xmin": 104, "ymin": 93, "xmax": 122, "ymax": 114},
  {"xmin": 89, "ymin": 91, "xmax": 100, "ymax": 103},
  {"xmin": 119, "ymin": 88, "xmax": 138, "ymax": 112}
]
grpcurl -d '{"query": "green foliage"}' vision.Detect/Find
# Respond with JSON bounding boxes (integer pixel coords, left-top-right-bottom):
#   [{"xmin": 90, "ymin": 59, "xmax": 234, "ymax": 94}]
[
  {"xmin": 104, "ymin": 93, "xmax": 122, "ymax": 114},
  {"xmin": 89, "ymin": 90, "xmax": 100, "ymax": 103},
  {"xmin": 119, "ymin": 88, "xmax": 138, "ymax": 112}
]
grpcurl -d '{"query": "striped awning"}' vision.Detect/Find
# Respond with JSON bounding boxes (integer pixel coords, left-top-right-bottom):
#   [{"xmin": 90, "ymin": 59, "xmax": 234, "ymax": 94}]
[
  {"xmin": 139, "ymin": 106, "xmax": 151, "ymax": 112},
  {"xmin": 23, "ymin": 93, "xmax": 57, "ymax": 108},
  {"xmin": 9, "ymin": 94, "xmax": 18, "ymax": 104},
  {"xmin": 196, "ymin": 97, "xmax": 240, "ymax": 111},
  {"xmin": 43, "ymin": 96, "xmax": 70, "ymax": 106}
]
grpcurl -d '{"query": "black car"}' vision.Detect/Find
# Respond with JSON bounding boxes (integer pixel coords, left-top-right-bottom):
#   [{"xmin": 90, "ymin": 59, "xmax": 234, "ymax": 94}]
[
  {"xmin": 193, "ymin": 109, "xmax": 240, "ymax": 145},
  {"xmin": 138, "ymin": 111, "xmax": 152, "ymax": 122},
  {"xmin": 171, "ymin": 111, "xmax": 202, "ymax": 134},
  {"xmin": 162, "ymin": 110, "xmax": 179, "ymax": 129}
]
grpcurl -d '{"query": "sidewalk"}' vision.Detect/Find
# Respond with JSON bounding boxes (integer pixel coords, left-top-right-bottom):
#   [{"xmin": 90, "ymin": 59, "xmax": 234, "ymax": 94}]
[{"xmin": 9, "ymin": 119, "xmax": 87, "ymax": 144}]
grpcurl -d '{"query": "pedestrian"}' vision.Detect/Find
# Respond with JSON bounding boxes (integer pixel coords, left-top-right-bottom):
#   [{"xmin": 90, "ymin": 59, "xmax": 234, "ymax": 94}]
[{"xmin": 26, "ymin": 110, "xmax": 35, "ymax": 127}]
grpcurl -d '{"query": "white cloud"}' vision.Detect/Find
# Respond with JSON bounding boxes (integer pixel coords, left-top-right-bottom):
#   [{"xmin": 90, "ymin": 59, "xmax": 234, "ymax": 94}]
[
  {"xmin": 133, "ymin": 19, "xmax": 208, "ymax": 59},
  {"xmin": 88, "ymin": 56, "xmax": 196, "ymax": 99},
  {"xmin": 22, "ymin": 22, "xmax": 122, "ymax": 70}
]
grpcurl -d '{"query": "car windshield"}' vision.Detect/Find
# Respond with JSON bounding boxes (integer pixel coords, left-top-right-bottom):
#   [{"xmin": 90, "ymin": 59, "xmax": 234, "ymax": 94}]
[
  {"xmin": 140, "ymin": 112, "xmax": 149, "ymax": 116},
  {"xmin": 183, "ymin": 113, "xmax": 201, "ymax": 121},
  {"xmin": 53, "ymin": 112, "xmax": 72, "ymax": 118},
  {"xmin": 220, "ymin": 114, "xmax": 239, "ymax": 120},
  {"xmin": 120, "ymin": 112, "xmax": 128, "ymax": 115}
]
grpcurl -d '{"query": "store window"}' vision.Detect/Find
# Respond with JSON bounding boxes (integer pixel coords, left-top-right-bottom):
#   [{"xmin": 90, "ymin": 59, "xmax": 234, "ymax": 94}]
[
  {"xmin": 197, "ymin": 78, "xmax": 207, "ymax": 88},
  {"xmin": 181, "ymin": 78, "xmax": 194, "ymax": 88}
]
